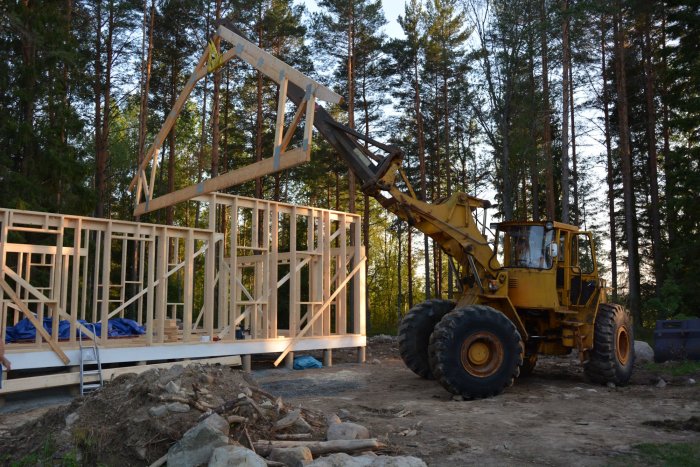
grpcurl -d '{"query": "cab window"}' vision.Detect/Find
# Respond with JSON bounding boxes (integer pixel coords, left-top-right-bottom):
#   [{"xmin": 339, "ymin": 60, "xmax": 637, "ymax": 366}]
[
  {"xmin": 500, "ymin": 225, "xmax": 555, "ymax": 269},
  {"xmin": 576, "ymin": 234, "xmax": 595, "ymax": 274}
]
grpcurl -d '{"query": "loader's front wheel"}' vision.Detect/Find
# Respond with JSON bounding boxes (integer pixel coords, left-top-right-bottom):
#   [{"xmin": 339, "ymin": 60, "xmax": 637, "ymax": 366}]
[
  {"xmin": 429, "ymin": 305, "xmax": 523, "ymax": 399},
  {"xmin": 398, "ymin": 299, "xmax": 455, "ymax": 379},
  {"xmin": 584, "ymin": 303, "xmax": 635, "ymax": 385}
]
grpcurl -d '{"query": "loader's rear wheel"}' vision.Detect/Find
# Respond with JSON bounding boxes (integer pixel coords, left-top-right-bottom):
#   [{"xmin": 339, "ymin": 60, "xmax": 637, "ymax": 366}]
[
  {"xmin": 429, "ymin": 305, "xmax": 523, "ymax": 399},
  {"xmin": 584, "ymin": 303, "xmax": 635, "ymax": 385},
  {"xmin": 398, "ymin": 299, "xmax": 455, "ymax": 379}
]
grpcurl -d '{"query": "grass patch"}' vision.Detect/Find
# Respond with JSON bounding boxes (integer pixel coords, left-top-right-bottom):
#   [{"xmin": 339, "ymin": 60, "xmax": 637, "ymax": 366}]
[
  {"xmin": 632, "ymin": 442, "xmax": 700, "ymax": 466},
  {"xmin": 643, "ymin": 360, "xmax": 700, "ymax": 377},
  {"xmin": 9, "ymin": 437, "xmax": 80, "ymax": 467}
]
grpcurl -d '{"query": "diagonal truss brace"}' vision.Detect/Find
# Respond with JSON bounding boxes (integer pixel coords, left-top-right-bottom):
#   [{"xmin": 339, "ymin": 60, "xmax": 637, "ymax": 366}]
[{"xmin": 129, "ymin": 25, "xmax": 342, "ymax": 217}]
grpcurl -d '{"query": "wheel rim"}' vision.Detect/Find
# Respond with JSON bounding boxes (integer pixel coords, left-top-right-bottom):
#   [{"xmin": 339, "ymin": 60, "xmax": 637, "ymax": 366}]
[
  {"xmin": 460, "ymin": 331, "xmax": 504, "ymax": 377},
  {"xmin": 616, "ymin": 325, "xmax": 631, "ymax": 365}
]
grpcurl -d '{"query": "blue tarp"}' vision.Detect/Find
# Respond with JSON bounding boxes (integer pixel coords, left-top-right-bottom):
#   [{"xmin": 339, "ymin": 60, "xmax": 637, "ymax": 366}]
[
  {"xmin": 5, "ymin": 317, "xmax": 145, "ymax": 343},
  {"xmin": 293, "ymin": 355, "xmax": 323, "ymax": 370}
]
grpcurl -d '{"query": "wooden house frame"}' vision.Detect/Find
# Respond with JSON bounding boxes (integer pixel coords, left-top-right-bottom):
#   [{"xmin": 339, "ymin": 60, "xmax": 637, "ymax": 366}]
[{"xmin": 0, "ymin": 197, "xmax": 366, "ymax": 394}]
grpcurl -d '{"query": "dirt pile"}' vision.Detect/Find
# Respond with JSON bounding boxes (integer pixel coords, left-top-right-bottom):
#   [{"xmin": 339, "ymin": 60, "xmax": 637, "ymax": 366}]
[{"xmin": 0, "ymin": 363, "xmax": 328, "ymax": 465}]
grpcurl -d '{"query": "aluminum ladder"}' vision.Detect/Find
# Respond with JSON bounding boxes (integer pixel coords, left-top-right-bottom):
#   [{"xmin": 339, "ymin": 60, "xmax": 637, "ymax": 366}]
[{"xmin": 79, "ymin": 324, "xmax": 103, "ymax": 395}]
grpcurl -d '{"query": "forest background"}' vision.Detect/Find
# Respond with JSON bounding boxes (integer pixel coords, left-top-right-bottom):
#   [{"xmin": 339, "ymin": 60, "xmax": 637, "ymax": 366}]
[{"xmin": 1, "ymin": 0, "xmax": 698, "ymax": 335}]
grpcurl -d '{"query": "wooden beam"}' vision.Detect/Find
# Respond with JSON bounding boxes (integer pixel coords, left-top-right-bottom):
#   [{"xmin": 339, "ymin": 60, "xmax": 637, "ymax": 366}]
[
  {"xmin": 217, "ymin": 26, "xmax": 341, "ymax": 104},
  {"xmin": 134, "ymin": 148, "xmax": 308, "ymax": 216},
  {"xmin": 0, "ymin": 277, "xmax": 70, "ymax": 365}
]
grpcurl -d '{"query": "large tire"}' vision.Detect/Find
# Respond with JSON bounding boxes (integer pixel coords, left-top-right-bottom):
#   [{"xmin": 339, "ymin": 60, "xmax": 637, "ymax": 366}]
[
  {"xmin": 584, "ymin": 303, "xmax": 635, "ymax": 385},
  {"xmin": 398, "ymin": 299, "xmax": 455, "ymax": 379},
  {"xmin": 429, "ymin": 305, "xmax": 523, "ymax": 399}
]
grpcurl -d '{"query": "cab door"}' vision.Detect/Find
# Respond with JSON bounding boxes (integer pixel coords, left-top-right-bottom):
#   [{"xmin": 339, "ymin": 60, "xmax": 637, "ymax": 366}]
[{"xmin": 570, "ymin": 233, "xmax": 598, "ymax": 306}]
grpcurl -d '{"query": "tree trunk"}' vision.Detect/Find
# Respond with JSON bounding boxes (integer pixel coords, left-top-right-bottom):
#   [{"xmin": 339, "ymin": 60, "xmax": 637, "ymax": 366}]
[
  {"xmin": 501, "ymin": 92, "xmax": 513, "ymax": 221},
  {"xmin": 211, "ymin": 0, "xmax": 222, "ymax": 179},
  {"xmin": 19, "ymin": 0, "xmax": 36, "ymax": 178},
  {"xmin": 601, "ymin": 17, "xmax": 618, "ymax": 299},
  {"xmin": 166, "ymin": 60, "xmax": 177, "ymax": 226},
  {"xmin": 254, "ymin": 18, "xmax": 264, "ymax": 199},
  {"xmin": 397, "ymin": 222, "xmax": 403, "ymax": 321},
  {"xmin": 541, "ymin": 0, "xmax": 555, "ymax": 220},
  {"xmin": 642, "ymin": 5, "xmax": 663, "ymax": 296},
  {"xmin": 407, "ymin": 226, "xmax": 413, "ymax": 309},
  {"xmin": 443, "ymin": 73, "xmax": 453, "ymax": 299},
  {"xmin": 613, "ymin": 6, "xmax": 641, "ymax": 324},
  {"xmin": 414, "ymin": 50, "xmax": 430, "ymax": 300},
  {"xmin": 569, "ymin": 58, "xmax": 579, "ymax": 225},
  {"xmin": 347, "ymin": 1, "xmax": 356, "ymax": 213},
  {"xmin": 528, "ymin": 31, "xmax": 539, "ymax": 221},
  {"xmin": 560, "ymin": 0, "xmax": 570, "ymax": 224}
]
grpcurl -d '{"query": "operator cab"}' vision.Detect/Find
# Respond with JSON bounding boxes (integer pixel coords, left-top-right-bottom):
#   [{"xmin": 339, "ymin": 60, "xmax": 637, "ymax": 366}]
[{"xmin": 492, "ymin": 221, "xmax": 600, "ymax": 311}]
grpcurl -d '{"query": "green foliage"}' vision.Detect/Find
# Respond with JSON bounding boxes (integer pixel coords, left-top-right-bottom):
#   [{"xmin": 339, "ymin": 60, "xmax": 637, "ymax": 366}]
[
  {"xmin": 630, "ymin": 443, "xmax": 700, "ymax": 467},
  {"xmin": 643, "ymin": 360, "xmax": 700, "ymax": 377}
]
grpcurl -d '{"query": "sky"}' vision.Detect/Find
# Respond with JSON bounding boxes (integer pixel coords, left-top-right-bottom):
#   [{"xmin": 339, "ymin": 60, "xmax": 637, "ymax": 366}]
[{"xmin": 303, "ymin": 0, "xmax": 406, "ymax": 38}]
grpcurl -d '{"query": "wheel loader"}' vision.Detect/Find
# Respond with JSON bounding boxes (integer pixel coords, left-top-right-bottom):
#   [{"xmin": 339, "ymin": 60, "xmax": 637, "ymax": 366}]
[
  {"xmin": 220, "ymin": 24, "xmax": 635, "ymax": 399},
  {"xmin": 286, "ymin": 82, "xmax": 635, "ymax": 397}
]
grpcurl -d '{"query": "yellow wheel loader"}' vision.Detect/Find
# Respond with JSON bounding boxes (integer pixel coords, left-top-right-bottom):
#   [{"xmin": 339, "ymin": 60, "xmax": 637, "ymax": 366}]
[{"xmin": 283, "ymin": 79, "xmax": 633, "ymax": 399}]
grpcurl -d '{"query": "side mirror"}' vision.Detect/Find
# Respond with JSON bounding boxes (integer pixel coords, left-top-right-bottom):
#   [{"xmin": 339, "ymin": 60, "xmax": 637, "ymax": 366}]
[{"xmin": 550, "ymin": 243, "xmax": 558, "ymax": 259}]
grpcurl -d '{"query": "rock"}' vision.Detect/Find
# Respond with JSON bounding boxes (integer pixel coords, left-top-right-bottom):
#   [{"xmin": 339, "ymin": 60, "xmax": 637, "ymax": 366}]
[
  {"xmin": 65, "ymin": 412, "xmax": 79, "ymax": 428},
  {"xmin": 200, "ymin": 374, "xmax": 215, "ymax": 385},
  {"xmin": 149, "ymin": 404, "xmax": 169, "ymax": 418},
  {"xmin": 689, "ymin": 378, "xmax": 696, "ymax": 385},
  {"xmin": 371, "ymin": 359, "xmax": 381, "ymax": 365},
  {"xmin": 293, "ymin": 416, "xmax": 313, "ymax": 433},
  {"xmin": 165, "ymin": 380, "xmax": 181, "ymax": 394},
  {"xmin": 208, "ymin": 445, "xmax": 267, "ymax": 467},
  {"xmin": 158, "ymin": 365, "xmax": 185, "ymax": 385},
  {"xmin": 338, "ymin": 409, "xmax": 356, "ymax": 421},
  {"xmin": 606, "ymin": 382, "xmax": 616, "ymax": 389},
  {"xmin": 269, "ymin": 446, "xmax": 313, "ymax": 467},
  {"xmin": 635, "ymin": 341, "xmax": 654, "ymax": 363},
  {"xmin": 167, "ymin": 402, "xmax": 191, "ymax": 413},
  {"xmin": 167, "ymin": 414, "xmax": 231, "ymax": 467},
  {"xmin": 307, "ymin": 453, "xmax": 373, "ymax": 467},
  {"xmin": 370, "ymin": 456, "xmax": 427, "ymax": 467},
  {"xmin": 656, "ymin": 378, "xmax": 667, "ymax": 388},
  {"xmin": 327, "ymin": 413, "xmax": 342, "ymax": 425},
  {"xmin": 202, "ymin": 412, "xmax": 231, "ymax": 436},
  {"xmin": 452, "ymin": 395, "xmax": 464, "ymax": 401},
  {"xmin": 326, "ymin": 421, "xmax": 370, "ymax": 440},
  {"xmin": 307, "ymin": 453, "xmax": 426, "ymax": 467},
  {"xmin": 274, "ymin": 409, "xmax": 301, "ymax": 430},
  {"xmin": 135, "ymin": 446, "xmax": 147, "ymax": 460}
]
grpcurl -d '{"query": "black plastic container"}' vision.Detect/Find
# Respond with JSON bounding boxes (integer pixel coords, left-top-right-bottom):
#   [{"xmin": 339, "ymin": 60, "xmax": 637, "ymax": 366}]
[{"xmin": 653, "ymin": 319, "xmax": 700, "ymax": 363}]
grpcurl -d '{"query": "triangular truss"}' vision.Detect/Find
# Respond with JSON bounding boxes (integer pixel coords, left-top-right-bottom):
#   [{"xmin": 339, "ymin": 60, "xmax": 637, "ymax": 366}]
[{"xmin": 129, "ymin": 23, "xmax": 341, "ymax": 216}]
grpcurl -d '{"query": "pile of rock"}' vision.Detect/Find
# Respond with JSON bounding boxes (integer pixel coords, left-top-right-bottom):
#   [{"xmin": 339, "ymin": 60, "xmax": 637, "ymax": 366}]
[{"xmin": 162, "ymin": 411, "xmax": 426, "ymax": 467}]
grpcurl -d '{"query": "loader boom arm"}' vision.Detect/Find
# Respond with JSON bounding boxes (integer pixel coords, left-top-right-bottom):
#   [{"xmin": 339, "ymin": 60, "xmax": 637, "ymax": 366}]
[{"xmin": 285, "ymin": 81, "xmax": 500, "ymax": 283}]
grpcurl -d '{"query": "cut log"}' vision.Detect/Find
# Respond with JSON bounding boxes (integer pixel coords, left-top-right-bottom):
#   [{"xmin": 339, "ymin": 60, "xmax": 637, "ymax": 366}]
[
  {"xmin": 275, "ymin": 433, "xmax": 313, "ymax": 440},
  {"xmin": 253, "ymin": 438, "xmax": 384, "ymax": 457}
]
